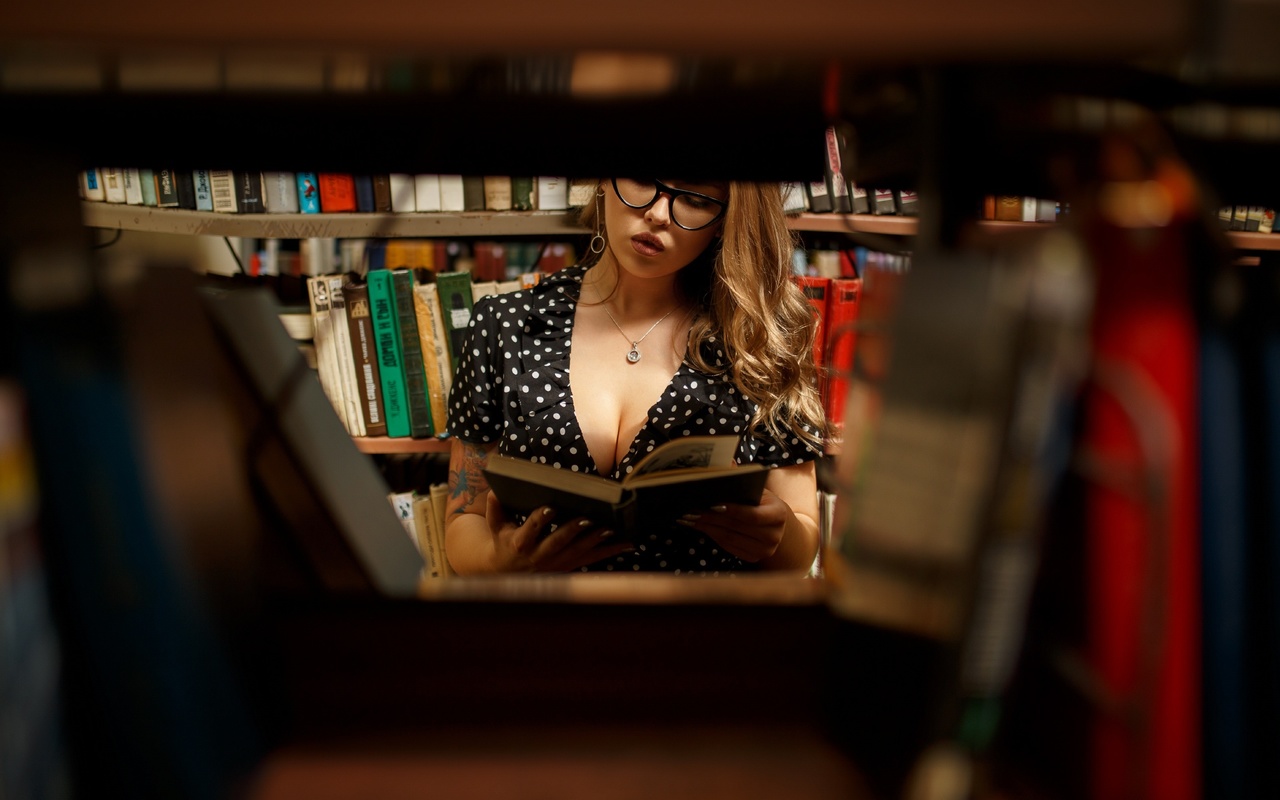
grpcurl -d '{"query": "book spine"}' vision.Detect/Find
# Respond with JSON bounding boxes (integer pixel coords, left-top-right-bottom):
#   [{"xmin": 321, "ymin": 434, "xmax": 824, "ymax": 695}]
[
  {"xmin": 366, "ymin": 269, "xmax": 412, "ymax": 437},
  {"xmin": 154, "ymin": 169, "xmax": 181, "ymax": 208},
  {"xmin": 462, "ymin": 176, "xmax": 486, "ymax": 211},
  {"xmin": 435, "ymin": 271, "xmax": 475, "ymax": 369},
  {"xmin": 412, "ymin": 283, "xmax": 453, "ymax": 432},
  {"xmin": 823, "ymin": 126, "xmax": 852, "ymax": 214},
  {"xmin": 80, "ymin": 168, "xmax": 105, "ymax": 201},
  {"xmin": 414, "ymin": 174, "xmax": 442, "ymax": 213},
  {"xmin": 439, "ymin": 175, "xmax": 466, "ymax": 211},
  {"xmin": 209, "ymin": 170, "xmax": 238, "ymax": 213},
  {"xmin": 138, "ymin": 168, "xmax": 158, "ymax": 206},
  {"xmin": 353, "ymin": 174, "xmax": 376, "ymax": 213},
  {"xmin": 296, "ymin": 172, "xmax": 320, "ymax": 213},
  {"xmin": 102, "ymin": 168, "xmax": 127, "ymax": 203},
  {"xmin": 823, "ymin": 277, "xmax": 863, "ymax": 427},
  {"xmin": 483, "ymin": 176, "xmax": 513, "ymax": 211},
  {"xmin": 173, "ymin": 170, "xmax": 197, "ymax": 209},
  {"xmin": 318, "ymin": 173, "xmax": 357, "ymax": 213},
  {"xmin": 306, "ymin": 276, "xmax": 349, "ymax": 427},
  {"xmin": 342, "ymin": 281, "xmax": 387, "ymax": 437},
  {"xmin": 235, "ymin": 171, "xmax": 265, "ymax": 213},
  {"xmin": 389, "ymin": 174, "xmax": 417, "ymax": 212},
  {"xmin": 534, "ymin": 176, "xmax": 569, "ymax": 210},
  {"xmin": 391, "ymin": 269, "xmax": 434, "ymax": 438},
  {"xmin": 123, "ymin": 168, "xmax": 145, "ymax": 205},
  {"xmin": 371, "ymin": 174, "xmax": 393, "ymax": 213},
  {"xmin": 805, "ymin": 180, "xmax": 832, "ymax": 213},
  {"xmin": 261, "ymin": 171, "xmax": 299, "ymax": 213},
  {"xmin": 192, "ymin": 169, "xmax": 215, "ymax": 211},
  {"xmin": 510, "ymin": 176, "xmax": 534, "ymax": 211},
  {"xmin": 326, "ymin": 275, "xmax": 366, "ymax": 435}
]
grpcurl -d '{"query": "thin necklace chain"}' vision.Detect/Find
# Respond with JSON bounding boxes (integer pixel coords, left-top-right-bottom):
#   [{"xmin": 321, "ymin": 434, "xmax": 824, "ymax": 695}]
[{"xmin": 601, "ymin": 302, "xmax": 678, "ymax": 364}]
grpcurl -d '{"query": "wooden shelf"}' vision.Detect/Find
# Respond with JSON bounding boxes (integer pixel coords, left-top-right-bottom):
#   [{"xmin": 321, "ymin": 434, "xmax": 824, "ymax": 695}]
[
  {"xmin": 81, "ymin": 202, "xmax": 587, "ymax": 239},
  {"xmin": 353, "ymin": 436, "xmax": 451, "ymax": 455}
]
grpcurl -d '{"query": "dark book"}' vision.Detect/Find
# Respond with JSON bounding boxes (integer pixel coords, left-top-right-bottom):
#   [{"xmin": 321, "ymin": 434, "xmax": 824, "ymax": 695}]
[
  {"xmin": 235, "ymin": 171, "xmax": 265, "ymax": 213},
  {"xmin": 353, "ymin": 174, "xmax": 376, "ymax": 213},
  {"xmin": 462, "ymin": 175, "xmax": 486, "ymax": 211},
  {"xmin": 823, "ymin": 126, "xmax": 852, "ymax": 214},
  {"xmin": 341, "ymin": 280, "xmax": 387, "ymax": 437},
  {"xmin": 483, "ymin": 436, "xmax": 767, "ymax": 540},
  {"xmin": 155, "ymin": 168, "xmax": 181, "ymax": 208},
  {"xmin": 510, "ymin": 176, "xmax": 535, "ymax": 211},
  {"xmin": 804, "ymin": 180, "xmax": 832, "ymax": 213},
  {"xmin": 372, "ymin": 174, "xmax": 393, "ymax": 213},
  {"xmin": 871, "ymin": 189, "xmax": 897, "ymax": 215},
  {"xmin": 390, "ymin": 268, "xmax": 434, "ymax": 438},
  {"xmin": 435, "ymin": 270, "xmax": 475, "ymax": 369},
  {"xmin": 174, "ymin": 170, "xmax": 197, "ymax": 209}
]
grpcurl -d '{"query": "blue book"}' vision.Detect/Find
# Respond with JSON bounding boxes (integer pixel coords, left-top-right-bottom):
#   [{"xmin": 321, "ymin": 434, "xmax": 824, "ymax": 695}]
[
  {"xmin": 139, "ymin": 168, "xmax": 158, "ymax": 206},
  {"xmin": 295, "ymin": 172, "xmax": 320, "ymax": 214},
  {"xmin": 354, "ymin": 174, "xmax": 376, "ymax": 213},
  {"xmin": 192, "ymin": 169, "xmax": 215, "ymax": 211}
]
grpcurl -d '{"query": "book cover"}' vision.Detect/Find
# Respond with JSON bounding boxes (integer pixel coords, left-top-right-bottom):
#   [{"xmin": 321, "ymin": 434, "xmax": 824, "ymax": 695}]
[
  {"xmin": 80, "ymin": 168, "xmax": 105, "ymax": 201},
  {"xmin": 428, "ymin": 482, "xmax": 455, "ymax": 577},
  {"xmin": 327, "ymin": 274, "xmax": 367, "ymax": 436},
  {"xmin": 994, "ymin": 195, "xmax": 1023, "ymax": 221},
  {"xmin": 390, "ymin": 269, "xmax": 434, "ymax": 438},
  {"xmin": 306, "ymin": 275, "xmax": 349, "ymax": 427},
  {"xmin": 173, "ymin": 170, "xmax": 197, "ymax": 210},
  {"xmin": 370, "ymin": 174, "xmax": 393, "ymax": 212},
  {"xmin": 414, "ymin": 174, "xmax": 442, "ymax": 213},
  {"xmin": 895, "ymin": 190, "xmax": 919, "ymax": 216},
  {"xmin": 389, "ymin": 174, "xmax": 416, "ymax": 213},
  {"xmin": 318, "ymin": 173, "xmax": 358, "ymax": 213},
  {"xmin": 781, "ymin": 181, "xmax": 808, "ymax": 214},
  {"xmin": 102, "ymin": 168, "xmax": 127, "ymax": 203},
  {"xmin": 261, "ymin": 171, "xmax": 299, "ymax": 213},
  {"xmin": 510, "ymin": 176, "xmax": 534, "ymax": 211},
  {"xmin": 296, "ymin": 172, "xmax": 320, "ymax": 213},
  {"xmin": 139, "ymin": 168, "xmax": 158, "ymax": 206},
  {"xmin": 850, "ymin": 183, "xmax": 870, "ymax": 214},
  {"xmin": 435, "ymin": 270, "xmax": 475, "ymax": 369},
  {"xmin": 353, "ymin": 174, "xmax": 376, "ymax": 213},
  {"xmin": 462, "ymin": 176, "xmax": 486, "ymax": 211},
  {"xmin": 209, "ymin": 170, "xmax": 238, "ymax": 213},
  {"xmin": 366, "ymin": 269, "xmax": 412, "ymax": 438},
  {"xmin": 439, "ymin": 175, "xmax": 466, "ymax": 211},
  {"xmin": 871, "ymin": 188, "xmax": 896, "ymax": 215},
  {"xmin": 155, "ymin": 169, "xmax": 181, "ymax": 208},
  {"xmin": 483, "ymin": 436, "xmax": 767, "ymax": 538},
  {"xmin": 794, "ymin": 275, "xmax": 830, "ymax": 374},
  {"xmin": 805, "ymin": 180, "xmax": 832, "ymax": 213},
  {"xmin": 123, "ymin": 168, "xmax": 145, "ymax": 205},
  {"xmin": 341, "ymin": 280, "xmax": 387, "ymax": 437},
  {"xmin": 823, "ymin": 126, "xmax": 852, "ymax": 214},
  {"xmin": 192, "ymin": 169, "xmax": 215, "ymax": 211},
  {"xmin": 535, "ymin": 176, "xmax": 568, "ymax": 210},
  {"xmin": 412, "ymin": 494, "xmax": 447, "ymax": 580},
  {"xmin": 412, "ymin": 282, "xmax": 453, "ymax": 434},
  {"xmin": 235, "ymin": 171, "xmax": 265, "ymax": 214}
]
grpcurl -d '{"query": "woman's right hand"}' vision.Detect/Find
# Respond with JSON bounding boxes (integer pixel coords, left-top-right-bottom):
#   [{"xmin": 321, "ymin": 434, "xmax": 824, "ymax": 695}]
[{"xmin": 484, "ymin": 493, "xmax": 634, "ymax": 573}]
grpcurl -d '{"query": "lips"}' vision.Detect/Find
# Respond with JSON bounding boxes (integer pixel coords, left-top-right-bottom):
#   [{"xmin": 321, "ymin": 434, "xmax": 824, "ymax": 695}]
[{"xmin": 631, "ymin": 233, "xmax": 664, "ymax": 256}]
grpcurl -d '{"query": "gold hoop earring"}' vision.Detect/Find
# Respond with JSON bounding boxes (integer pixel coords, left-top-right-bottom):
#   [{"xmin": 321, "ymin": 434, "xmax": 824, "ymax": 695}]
[{"xmin": 589, "ymin": 184, "xmax": 606, "ymax": 255}]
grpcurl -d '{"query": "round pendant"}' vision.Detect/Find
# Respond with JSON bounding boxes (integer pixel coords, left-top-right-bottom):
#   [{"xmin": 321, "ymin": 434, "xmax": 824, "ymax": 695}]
[{"xmin": 626, "ymin": 348, "xmax": 641, "ymax": 363}]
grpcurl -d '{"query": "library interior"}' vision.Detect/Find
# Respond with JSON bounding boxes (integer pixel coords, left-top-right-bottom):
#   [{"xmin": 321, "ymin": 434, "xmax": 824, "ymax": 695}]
[{"xmin": 2, "ymin": 1, "xmax": 1280, "ymax": 798}]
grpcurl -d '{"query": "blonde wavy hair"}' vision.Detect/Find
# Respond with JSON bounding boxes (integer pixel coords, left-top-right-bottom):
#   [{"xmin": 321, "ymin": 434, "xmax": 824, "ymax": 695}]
[{"xmin": 579, "ymin": 180, "xmax": 829, "ymax": 451}]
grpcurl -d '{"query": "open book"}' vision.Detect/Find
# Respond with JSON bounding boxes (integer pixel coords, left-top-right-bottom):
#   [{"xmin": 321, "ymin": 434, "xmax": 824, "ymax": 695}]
[{"xmin": 482, "ymin": 435, "xmax": 768, "ymax": 539}]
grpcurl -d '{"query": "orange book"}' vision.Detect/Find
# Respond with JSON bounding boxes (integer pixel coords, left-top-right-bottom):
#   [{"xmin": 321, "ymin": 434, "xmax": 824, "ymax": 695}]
[
  {"xmin": 317, "ymin": 173, "xmax": 357, "ymax": 213},
  {"xmin": 822, "ymin": 277, "xmax": 862, "ymax": 428}
]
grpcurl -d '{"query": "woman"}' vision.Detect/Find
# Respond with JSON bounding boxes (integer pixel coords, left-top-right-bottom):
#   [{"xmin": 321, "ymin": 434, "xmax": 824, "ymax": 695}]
[{"xmin": 444, "ymin": 178, "xmax": 828, "ymax": 574}]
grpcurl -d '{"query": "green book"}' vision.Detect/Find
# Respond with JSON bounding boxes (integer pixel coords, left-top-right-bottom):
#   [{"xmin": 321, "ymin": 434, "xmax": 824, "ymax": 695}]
[
  {"xmin": 391, "ymin": 268, "xmax": 434, "ymax": 438},
  {"xmin": 434, "ymin": 270, "xmax": 475, "ymax": 371},
  {"xmin": 366, "ymin": 269, "xmax": 411, "ymax": 438},
  {"xmin": 510, "ymin": 176, "xmax": 534, "ymax": 211}
]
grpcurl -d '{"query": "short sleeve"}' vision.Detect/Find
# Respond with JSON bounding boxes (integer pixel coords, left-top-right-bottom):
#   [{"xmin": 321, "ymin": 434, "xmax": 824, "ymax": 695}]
[{"xmin": 444, "ymin": 295, "xmax": 504, "ymax": 444}]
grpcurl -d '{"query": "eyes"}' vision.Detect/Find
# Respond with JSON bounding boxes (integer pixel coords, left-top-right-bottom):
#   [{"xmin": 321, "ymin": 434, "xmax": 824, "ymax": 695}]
[{"xmin": 612, "ymin": 179, "xmax": 728, "ymax": 231}]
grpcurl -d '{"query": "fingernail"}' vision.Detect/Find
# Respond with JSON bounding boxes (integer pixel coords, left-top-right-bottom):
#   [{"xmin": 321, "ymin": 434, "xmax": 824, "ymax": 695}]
[
  {"xmin": 681, "ymin": 513, "xmax": 701, "ymax": 521},
  {"xmin": 542, "ymin": 507, "xmax": 555, "ymax": 519},
  {"xmin": 577, "ymin": 519, "xmax": 593, "ymax": 527},
  {"xmin": 710, "ymin": 505, "xmax": 727, "ymax": 513},
  {"xmin": 676, "ymin": 519, "xmax": 696, "ymax": 528},
  {"xmin": 598, "ymin": 529, "xmax": 615, "ymax": 539}
]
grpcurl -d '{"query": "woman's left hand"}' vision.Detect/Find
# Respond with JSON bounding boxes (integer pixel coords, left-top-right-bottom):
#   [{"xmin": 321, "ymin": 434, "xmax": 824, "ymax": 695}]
[{"xmin": 677, "ymin": 488, "xmax": 792, "ymax": 563}]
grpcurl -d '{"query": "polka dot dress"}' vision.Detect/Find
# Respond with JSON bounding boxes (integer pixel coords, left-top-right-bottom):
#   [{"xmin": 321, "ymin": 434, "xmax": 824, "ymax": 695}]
[{"xmin": 446, "ymin": 264, "xmax": 822, "ymax": 574}]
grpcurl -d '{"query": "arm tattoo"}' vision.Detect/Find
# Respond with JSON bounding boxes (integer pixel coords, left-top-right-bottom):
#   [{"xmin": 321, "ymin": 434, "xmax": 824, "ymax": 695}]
[{"xmin": 447, "ymin": 440, "xmax": 494, "ymax": 520}]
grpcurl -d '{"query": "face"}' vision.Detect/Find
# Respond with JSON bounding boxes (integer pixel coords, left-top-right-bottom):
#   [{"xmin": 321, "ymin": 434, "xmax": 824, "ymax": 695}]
[{"xmin": 602, "ymin": 178, "xmax": 728, "ymax": 282}]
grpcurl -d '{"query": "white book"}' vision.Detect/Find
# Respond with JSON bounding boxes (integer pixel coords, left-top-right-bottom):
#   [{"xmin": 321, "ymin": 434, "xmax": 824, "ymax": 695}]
[
  {"xmin": 413, "ymin": 174, "xmax": 442, "ymax": 213},
  {"xmin": 80, "ymin": 169, "xmax": 105, "ymax": 201},
  {"xmin": 123, "ymin": 169, "xmax": 145, "ymax": 205},
  {"xmin": 102, "ymin": 168, "xmax": 127, "ymax": 203},
  {"xmin": 389, "ymin": 173, "xmax": 416, "ymax": 212},
  {"xmin": 438, "ymin": 175, "xmax": 465, "ymax": 212},
  {"xmin": 209, "ymin": 170, "xmax": 239, "ymax": 213},
  {"xmin": 1022, "ymin": 196, "xmax": 1038, "ymax": 222},
  {"xmin": 327, "ymin": 274, "xmax": 366, "ymax": 436},
  {"xmin": 262, "ymin": 171, "xmax": 300, "ymax": 213},
  {"xmin": 534, "ymin": 177, "xmax": 569, "ymax": 210},
  {"xmin": 568, "ymin": 179, "xmax": 596, "ymax": 208},
  {"xmin": 1035, "ymin": 199, "xmax": 1058, "ymax": 222},
  {"xmin": 781, "ymin": 181, "xmax": 807, "ymax": 214},
  {"xmin": 307, "ymin": 275, "xmax": 349, "ymax": 428},
  {"xmin": 483, "ymin": 176, "xmax": 513, "ymax": 211},
  {"xmin": 193, "ymin": 169, "xmax": 215, "ymax": 211}
]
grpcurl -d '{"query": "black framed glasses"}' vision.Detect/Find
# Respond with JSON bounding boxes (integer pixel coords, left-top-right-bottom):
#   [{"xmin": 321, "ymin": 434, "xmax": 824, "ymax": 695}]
[{"xmin": 612, "ymin": 178, "xmax": 728, "ymax": 231}]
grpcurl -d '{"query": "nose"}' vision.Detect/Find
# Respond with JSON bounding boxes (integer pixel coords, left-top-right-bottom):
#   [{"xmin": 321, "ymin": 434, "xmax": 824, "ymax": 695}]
[{"xmin": 644, "ymin": 192, "xmax": 673, "ymax": 226}]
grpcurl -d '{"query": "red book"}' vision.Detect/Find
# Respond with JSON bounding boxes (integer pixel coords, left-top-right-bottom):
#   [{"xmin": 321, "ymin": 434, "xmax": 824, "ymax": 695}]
[
  {"xmin": 317, "ymin": 173, "xmax": 358, "ymax": 213},
  {"xmin": 822, "ymin": 277, "xmax": 862, "ymax": 428},
  {"xmin": 793, "ymin": 274, "xmax": 830, "ymax": 372}
]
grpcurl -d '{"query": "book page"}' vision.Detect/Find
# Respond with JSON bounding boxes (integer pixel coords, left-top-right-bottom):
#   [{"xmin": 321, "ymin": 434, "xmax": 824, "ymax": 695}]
[{"xmin": 627, "ymin": 435, "xmax": 739, "ymax": 479}]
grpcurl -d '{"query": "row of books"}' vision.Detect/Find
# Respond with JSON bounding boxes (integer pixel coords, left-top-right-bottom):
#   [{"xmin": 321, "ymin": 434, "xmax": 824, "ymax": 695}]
[
  {"xmin": 1218, "ymin": 205, "xmax": 1277, "ymax": 232},
  {"xmin": 301, "ymin": 267, "xmax": 533, "ymax": 440},
  {"xmin": 982, "ymin": 195, "xmax": 1062, "ymax": 222},
  {"xmin": 388, "ymin": 485, "xmax": 453, "ymax": 582},
  {"xmin": 78, "ymin": 168, "xmax": 593, "ymax": 215}
]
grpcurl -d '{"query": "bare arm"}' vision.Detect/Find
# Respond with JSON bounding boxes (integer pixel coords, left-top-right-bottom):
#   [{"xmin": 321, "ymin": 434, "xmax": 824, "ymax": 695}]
[{"xmin": 444, "ymin": 438, "xmax": 500, "ymax": 574}]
